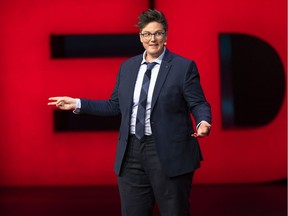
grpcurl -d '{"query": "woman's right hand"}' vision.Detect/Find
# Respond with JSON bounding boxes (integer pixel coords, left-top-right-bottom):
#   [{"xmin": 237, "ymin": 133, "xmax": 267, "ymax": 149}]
[{"xmin": 48, "ymin": 96, "xmax": 77, "ymax": 110}]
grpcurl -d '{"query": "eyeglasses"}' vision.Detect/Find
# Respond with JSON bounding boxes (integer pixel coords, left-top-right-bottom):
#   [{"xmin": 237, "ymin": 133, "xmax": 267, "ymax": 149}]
[{"xmin": 140, "ymin": 31, "xmax": 166, "ymax": 40}]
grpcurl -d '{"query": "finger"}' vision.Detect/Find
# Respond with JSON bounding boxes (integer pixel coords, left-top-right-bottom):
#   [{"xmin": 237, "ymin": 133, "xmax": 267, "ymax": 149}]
[
  {"xmin": 197, "ymin": 130, "xmax": 209, "ymax": 137},
  {"xmin": 47, "ymin": 102, "xmax": 58, "ymax": 106},
  {"xmin": 48, "ymin": 97, "xmax": 63, "ymax": 101},
  {"xmin": 196, "ymin": 133, "xmax": 205, "ymax": 138},
  {"xmin": 191, "ymin": 132, "xmax": 198, "ymax": 137},
  {"xmin": 56, "ymin": 100, "xmax": 64, "ymax": 106}
]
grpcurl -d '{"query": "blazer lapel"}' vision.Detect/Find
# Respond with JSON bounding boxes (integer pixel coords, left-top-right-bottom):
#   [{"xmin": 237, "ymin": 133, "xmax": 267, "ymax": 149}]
[{"xmin": 151, "ymin": 51, "xmax": 173, "ymax": 112}]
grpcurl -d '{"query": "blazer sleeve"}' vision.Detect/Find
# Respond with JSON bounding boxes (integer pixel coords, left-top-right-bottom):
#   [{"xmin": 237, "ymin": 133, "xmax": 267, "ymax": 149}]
[
  {"xmin": 183, "ymin": 61, "xmax": 212, "ymax": 125},
  {"xmin": 79, "ymin": 69, "xmax": 121, "ymax": 116}
]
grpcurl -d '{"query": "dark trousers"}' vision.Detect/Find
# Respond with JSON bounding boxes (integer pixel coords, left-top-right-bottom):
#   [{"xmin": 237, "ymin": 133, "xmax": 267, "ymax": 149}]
[{"xmin": 118, "ymin": 135, "xmax": 194, "ymax": 216}]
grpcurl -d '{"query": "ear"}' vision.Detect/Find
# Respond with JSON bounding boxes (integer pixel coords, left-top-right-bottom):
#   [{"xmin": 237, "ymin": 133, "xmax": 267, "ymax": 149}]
[{"xmin": 164, "ymin": 35, "xmax": 167, "ymax": 45}]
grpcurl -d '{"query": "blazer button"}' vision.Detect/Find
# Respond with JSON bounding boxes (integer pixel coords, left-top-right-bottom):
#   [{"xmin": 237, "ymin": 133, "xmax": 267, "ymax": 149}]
[{"xmin": 151, "ymin": 121, "xmax": 154, "ymax": 125}]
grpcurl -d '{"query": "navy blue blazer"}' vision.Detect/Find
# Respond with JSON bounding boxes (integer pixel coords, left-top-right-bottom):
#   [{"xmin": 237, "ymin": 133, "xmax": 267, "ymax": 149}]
[{"xmin": 80, "ymin": 49, "xmax": 211, "ymax": 177}]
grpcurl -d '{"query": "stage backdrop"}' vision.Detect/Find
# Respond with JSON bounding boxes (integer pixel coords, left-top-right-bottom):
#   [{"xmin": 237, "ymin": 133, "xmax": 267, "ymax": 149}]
[{"xmin": 0, "ymin": 0, "xmax": 286, "ymax": 185}]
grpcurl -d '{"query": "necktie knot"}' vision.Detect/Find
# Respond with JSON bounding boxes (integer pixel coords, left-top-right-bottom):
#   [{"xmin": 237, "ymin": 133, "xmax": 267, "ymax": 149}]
[{"xmin": 146, "ymin": 62, "xmax": 157, "ymax": 71}]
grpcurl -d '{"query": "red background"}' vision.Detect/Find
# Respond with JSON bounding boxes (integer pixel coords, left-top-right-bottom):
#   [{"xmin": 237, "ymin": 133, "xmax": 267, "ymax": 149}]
[{"xmin": 0, "ymin": 0, "xmax": 286, "ymax": 186}]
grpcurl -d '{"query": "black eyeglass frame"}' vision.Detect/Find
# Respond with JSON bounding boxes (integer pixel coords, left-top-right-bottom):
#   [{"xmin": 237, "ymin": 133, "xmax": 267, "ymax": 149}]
[{"xmin": 140, "ymin": 31, "xmax": 167, "ymax": 39}]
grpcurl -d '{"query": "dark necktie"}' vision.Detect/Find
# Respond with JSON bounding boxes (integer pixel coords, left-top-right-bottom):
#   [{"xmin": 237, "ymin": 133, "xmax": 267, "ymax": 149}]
[{"xmin": 135, "ymin": 62, "xmax": 157, "ymax": 140}]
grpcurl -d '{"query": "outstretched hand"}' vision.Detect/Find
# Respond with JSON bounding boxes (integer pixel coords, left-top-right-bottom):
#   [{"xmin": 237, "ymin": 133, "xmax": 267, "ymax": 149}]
[
  {"xmin": 48, "ymin": 96, "xmax": 77, "ymax": 110},
  {"xmin": 192, "ymin": 121, "xmax": 211, "ymax": 138}
]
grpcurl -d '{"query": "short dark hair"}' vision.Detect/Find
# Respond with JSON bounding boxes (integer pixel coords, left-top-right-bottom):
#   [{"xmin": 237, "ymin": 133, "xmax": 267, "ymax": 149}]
[{"xmin": 136, "ymin": 9, "xmax": 168, "ymax": 32}]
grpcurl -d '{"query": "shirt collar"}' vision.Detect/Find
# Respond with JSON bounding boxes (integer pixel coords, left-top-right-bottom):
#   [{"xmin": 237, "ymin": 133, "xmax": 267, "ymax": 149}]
[{"xmin": 141, "ymin": 47, "xmax": 166, "ymax": 65}]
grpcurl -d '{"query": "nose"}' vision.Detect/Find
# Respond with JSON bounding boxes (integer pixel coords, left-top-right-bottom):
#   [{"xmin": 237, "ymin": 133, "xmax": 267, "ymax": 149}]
[{"xmin": 150, "ymin": 34, "xmax": 156, "ymax": 41}]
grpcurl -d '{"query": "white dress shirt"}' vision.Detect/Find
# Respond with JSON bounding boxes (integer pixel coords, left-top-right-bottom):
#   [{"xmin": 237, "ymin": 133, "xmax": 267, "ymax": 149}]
[{"xmin": 130, "ymin": 48, "xmax": 166, "ymax": 135}]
